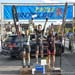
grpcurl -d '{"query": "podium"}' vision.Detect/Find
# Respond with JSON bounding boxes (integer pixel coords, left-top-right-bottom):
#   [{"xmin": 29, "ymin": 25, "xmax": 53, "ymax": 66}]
[
  {"xmin": 20, "ymin": 67, "xmax": 61, "ymax": 75},
  {"xmin": 20, "ymin": 58, "xmax": 62, "ymax": 75}
]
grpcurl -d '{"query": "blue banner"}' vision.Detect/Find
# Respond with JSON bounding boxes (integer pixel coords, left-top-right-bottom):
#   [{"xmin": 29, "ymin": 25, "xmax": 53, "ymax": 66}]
[{"xmin": 4, "ymin": 5, "xmax": 73, "ymax": 20}]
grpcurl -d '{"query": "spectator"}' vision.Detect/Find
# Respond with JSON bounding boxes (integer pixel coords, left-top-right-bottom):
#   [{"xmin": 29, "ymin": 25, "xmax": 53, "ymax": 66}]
[{"xmin": 55, "ymin": 33, "xmax": 62, "ymax": 55}]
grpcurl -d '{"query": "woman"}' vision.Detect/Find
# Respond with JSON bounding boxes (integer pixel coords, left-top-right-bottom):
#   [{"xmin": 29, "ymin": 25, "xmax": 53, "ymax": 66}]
[
  {"xmin": 47, "ymin": 30, "xmax": 56, "ymax": 69},
  {"xmin": 22, "ymin": 29, "xmax": 31, "ymax": 68}
]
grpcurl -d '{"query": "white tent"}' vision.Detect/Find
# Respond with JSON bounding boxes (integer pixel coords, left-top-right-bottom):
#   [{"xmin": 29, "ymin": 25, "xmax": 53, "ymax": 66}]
[{"xmin": 0, "ymin": 0, "xmax": 75, "ymax": 3}]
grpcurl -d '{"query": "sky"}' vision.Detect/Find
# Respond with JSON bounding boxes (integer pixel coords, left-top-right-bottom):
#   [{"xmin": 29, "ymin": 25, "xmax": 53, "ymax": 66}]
[{"xmin": 0, "ymin": 0, "xmax": 75, "ymax": 3}]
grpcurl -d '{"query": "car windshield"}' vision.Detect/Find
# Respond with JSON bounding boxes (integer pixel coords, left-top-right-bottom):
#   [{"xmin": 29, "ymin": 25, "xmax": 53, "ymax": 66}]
[{"xmin": 5, "ymin": 35, "xmax": 25, "ymax": 43}]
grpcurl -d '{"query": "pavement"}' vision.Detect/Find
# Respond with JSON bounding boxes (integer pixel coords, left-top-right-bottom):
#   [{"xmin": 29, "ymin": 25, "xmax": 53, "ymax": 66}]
[
  {"xmin": 0, "ymin": 66, "xmax": 21, "ymax": 71},
  {"xmin": 0, "ymin": 42, "xmax": 75, "ymax": 75},
  {"xmin": 0, "ymin": 51, "xmax": 75, "ymax": 75}
]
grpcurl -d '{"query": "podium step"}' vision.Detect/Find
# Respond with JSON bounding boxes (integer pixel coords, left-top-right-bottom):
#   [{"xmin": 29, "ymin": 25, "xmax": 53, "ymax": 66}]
[{"xmin": 20, "ymin": 67, "xmax": 32, "ymax": 75}]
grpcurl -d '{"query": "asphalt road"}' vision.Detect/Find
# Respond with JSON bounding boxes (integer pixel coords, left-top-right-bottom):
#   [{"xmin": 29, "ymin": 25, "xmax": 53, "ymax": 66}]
[{"xmin": 0, "ymin": 51, "xmax": 75, "ymax": 75}]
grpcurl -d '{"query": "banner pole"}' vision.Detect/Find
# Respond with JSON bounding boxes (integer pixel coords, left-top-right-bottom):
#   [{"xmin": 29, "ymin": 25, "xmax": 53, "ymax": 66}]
[{"xmin": 60, "ymin": 3, "xmax": 68, "ymax": 68}]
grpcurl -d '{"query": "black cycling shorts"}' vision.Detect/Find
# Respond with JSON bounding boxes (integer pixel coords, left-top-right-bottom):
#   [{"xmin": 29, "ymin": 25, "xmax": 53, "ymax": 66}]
[
  {"xmin": 36, "ymin": 43, "xmax": 43, "ymax": 51},
  {"xmin": 23, "ymin": 45, "xmax": 31, "ymax": 53}
]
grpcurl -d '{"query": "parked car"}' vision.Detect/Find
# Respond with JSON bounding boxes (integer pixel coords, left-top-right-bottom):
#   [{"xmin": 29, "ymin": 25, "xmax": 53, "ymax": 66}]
[
  {"xmin": 1, "ymin": 33, "xmax": 63, "ymax": 59},
  {"xmin": 1, "ymin": 33, "xmax": 47, "ymax": 58},
  {"xmin": 1, "ymin": 34, "xmax": 36, "ymax": 58},
  {"xmin": 1, "ymin": 34, "xmax": 23, "ymax": 58}
]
